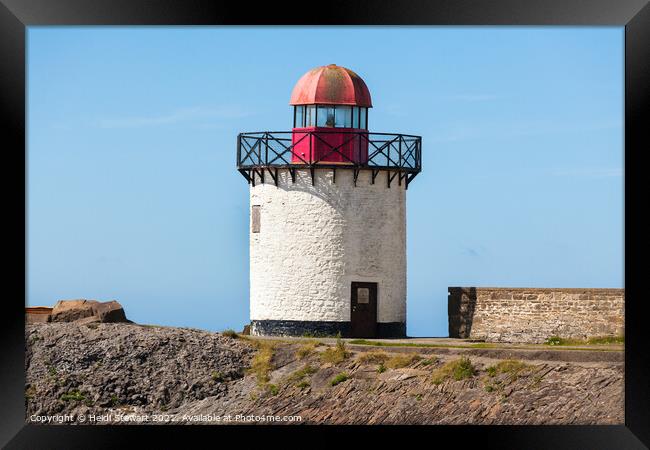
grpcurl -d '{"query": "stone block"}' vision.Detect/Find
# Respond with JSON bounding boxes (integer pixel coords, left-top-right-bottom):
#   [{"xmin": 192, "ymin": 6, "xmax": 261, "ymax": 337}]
[
  {"xmin": 47, "ymin": 299, "xmax": 129, "ymax": 324},
  {"xmin": 91, "ymin": 300, "xmax": 128, "ymax": 323},
  {"xmin": 51, "ymin": 299, "xmax": 98, "ymax": 322}
]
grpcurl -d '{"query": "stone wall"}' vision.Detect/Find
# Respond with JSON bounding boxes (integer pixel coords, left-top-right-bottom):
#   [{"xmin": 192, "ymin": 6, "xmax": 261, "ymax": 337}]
[
  {"xmin": 249, "ymin": 168, "xmax": 406, "ymax": 335},
  {"xmin": 448, "ymin": 287, "xmax": 624, "ymax": 343}
]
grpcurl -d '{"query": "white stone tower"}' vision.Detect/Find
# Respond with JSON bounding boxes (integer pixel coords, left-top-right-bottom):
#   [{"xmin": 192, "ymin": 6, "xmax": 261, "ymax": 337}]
[{"xmin": 237, "ymin": 64, "xmax": 421, "ymax": 338}]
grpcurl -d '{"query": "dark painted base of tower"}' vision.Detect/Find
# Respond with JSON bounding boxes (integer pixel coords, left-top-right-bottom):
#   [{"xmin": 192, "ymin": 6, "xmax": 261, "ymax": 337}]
[{"xmin": 250, "ymin": 320, "xmax": 406, "ymax": 338}]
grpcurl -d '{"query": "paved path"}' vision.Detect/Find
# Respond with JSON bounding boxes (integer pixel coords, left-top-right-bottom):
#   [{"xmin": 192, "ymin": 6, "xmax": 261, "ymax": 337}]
[{"xmin": 246, "ymin": 335, "xmax": 624, "ymax": 363}]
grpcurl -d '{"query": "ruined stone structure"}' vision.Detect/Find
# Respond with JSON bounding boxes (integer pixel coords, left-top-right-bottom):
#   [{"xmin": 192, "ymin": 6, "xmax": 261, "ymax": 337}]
[
  {"xmin": 25, "ymin": 307, "xmax": 53, "ymax": 324},
  {"xmin": 25, "ymin": 299, "xmax": 129, "ymax": 324},
  {"xmin": 448, "ymin": 287, "xmax": 624, "ymax": 343},
  {"xmin": 237, "ymin": 64, "xmax": 421, "ymax": 338}
]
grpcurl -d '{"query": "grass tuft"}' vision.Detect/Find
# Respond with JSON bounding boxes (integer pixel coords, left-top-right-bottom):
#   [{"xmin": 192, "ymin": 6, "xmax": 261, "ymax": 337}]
[
  {"xmin": 296, "ymin": 341, "xmax": 320, "ymax": 360},
  {"xmin": 357, "ymin": 350, "xmax": 390, "ymax": 365},
  {"xmin": 330, "ymin": 372, "xmax": 349, "ymax": 386},
  {"xmin": 296, "ymin": 380, "xmax": 310, "ymax": 389},
  {"xmin": 25, "ymin": 386, "xmax": 36, "ymax": 400},
  {"xmin": 287, "ymin": 364, "xmax": 317, "ymax": 387},
  {"xmin": 485, "ymin": 359, "xmax": 532, "ymax": 380},
  {"xmin": 222, "ymin": 329, "xmax": 239, "ymax": 339},
  {"xmin": 483, "ymin": 359, "xmax": 535, "ymax": 393},
  {"xmin": 431, "ymin": 357, "xmax": 476, "ymax": 385},
  {"xmin": 248, "ymin": 341, "xmax": 275, "ymax": 386},
  {"xmin": 385, "ymin": 353, "xmax": 422, "ymax": 369},
  {"xmin": 320, "ymin": 334, "xmax": 350, "ymax": 364},
  {"xmin": 60, "ymin": 390, "xmax": 85, "ymax": 402},
  {"xmin": 420, "ymin": 357, "xmax": 438, "ymax": 366},
  {"xmin": 265, "ymin": 384, "xmax": 279, "ymax": 396}
]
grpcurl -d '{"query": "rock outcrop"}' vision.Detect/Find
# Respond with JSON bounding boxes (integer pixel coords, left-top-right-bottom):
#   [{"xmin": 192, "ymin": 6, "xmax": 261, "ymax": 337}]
[
  {"xmin": 24, "ymin": 323, "xmax": 624, "ymax": 425},
  {"xmin": 26, "ymin": 323, "xmax": 254, "ymax": 418}
]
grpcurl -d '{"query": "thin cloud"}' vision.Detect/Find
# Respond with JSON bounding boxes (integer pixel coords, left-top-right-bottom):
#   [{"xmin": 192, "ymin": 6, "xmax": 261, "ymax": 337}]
[
  {"xmin": 97, "ymin": 106, "xmax": 251, "ymax": 129},
  {"xmin": 461, "ymin": 244, "xmax": 488, "ymax": 257}
]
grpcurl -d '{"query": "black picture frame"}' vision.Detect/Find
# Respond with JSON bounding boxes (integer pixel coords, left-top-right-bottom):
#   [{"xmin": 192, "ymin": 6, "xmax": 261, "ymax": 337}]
[{"xmin": 2, "ymin": 0, "xmax": 647, "ymax": 447}]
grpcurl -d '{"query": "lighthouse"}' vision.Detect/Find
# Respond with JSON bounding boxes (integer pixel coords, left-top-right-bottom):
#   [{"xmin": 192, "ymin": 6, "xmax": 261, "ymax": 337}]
[{"xmin": 237, "ymin": 64, "xmax": 422, "ymax": 338}]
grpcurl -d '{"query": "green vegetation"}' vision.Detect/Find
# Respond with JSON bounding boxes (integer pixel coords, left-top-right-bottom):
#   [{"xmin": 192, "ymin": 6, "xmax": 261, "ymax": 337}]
[
  {"xmin": 431, "ymin": 357, "xmax": 476, "ymax": 385},
  {"xmin": 377, "ymin": 363, "xmax": 387, "ymax": 373},
  {"xmin": 545, "ymin": 336, "xmax": 567, "ymax": 346},
  {"xmin": 211, "ymin": 371, "xmax": 225, "ymax": 382},
  {"xmin": 266, "ymin": 384, "xmax": 279, "ymax": 396},
  {"xmin": 296, "ymin": 341, "xmax": 320, "ymax": 359},
  {"xmin": 420, "ymin": 357, "xmax": 438, "ymax": 366},
  {"xmin": 357, "ymin": 350, "xmax": 390, "ymax": 365},
  {"xmin": 47, "ymin": 365, "xmax": 57, "ymax": 376},
  {"xmin": 349, "ymin": 339, "xmax": 428, "ymax": 347},
  {"xmin": 485, "ymin": 359, "xmax": 532, "ymax": 382},
  {"xmin": 348, "ymin": 338, "xmax": 621, "ymax": 352},
  {"xmin": 483, "ymin": 359, "xmax": 535, "ymax": 393},
  {"xmin": 385, "ymin": 353, "xmax": 422, "ymax": 369},
  {"xmin": 287, "ymin": 364, "xmax": 317, "ymax": 388},
  {"xmin": 330, "ymin": 372, "xmax": 349, "ymax": 386},
  {"xmin": 301, "ymin": 331, "xmax": 336, "ymax": 338},
  {"xmin": 544, "ymin": 335, "xmax": 624, "ymax": 346},
  {"xmin": 25, "ymin": 386, "xmax": 36, "ymax": 400},
  {"xmin": 296, "ymin": 380, "xmax": 310, "ymax": 389},
  {"xmin": 348, "ymin": 339, "xmax": 498, "ymax": 349},
  {"xmin": 222, "ymin": 329, "xmax": 239, "ymax": 339},
  {"xmin": 320, "ymin": 335, "xmax": 350, "ymax": 364},
  {"xmin": 60, "ymin": 390, "xmax": 85, "ymax": 402},
  {"xmin": 248, "ymin": 341, "xmax": 276, "ymax": 386}
]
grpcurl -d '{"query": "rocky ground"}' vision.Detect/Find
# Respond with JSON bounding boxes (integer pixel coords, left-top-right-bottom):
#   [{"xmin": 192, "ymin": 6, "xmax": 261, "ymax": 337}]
[
  {"xmin": 25, "ymin": 323, "xmax": 254, "ymax": 419},
  {"xmin": 25, "ymin": 323, "xmax": 624, "ymax": 425}
]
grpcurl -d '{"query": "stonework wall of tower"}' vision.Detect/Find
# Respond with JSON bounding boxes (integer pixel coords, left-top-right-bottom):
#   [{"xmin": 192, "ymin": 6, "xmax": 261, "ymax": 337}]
[{"xmin": 249, "ymin": 168, "xmax": 406, "ymax": 335}]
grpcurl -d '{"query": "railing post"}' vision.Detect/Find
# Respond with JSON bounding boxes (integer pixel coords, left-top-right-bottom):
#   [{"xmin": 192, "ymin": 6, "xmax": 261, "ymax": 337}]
[
  {"xmin": 387, "ymin": 137, "xmax": 391, "ymax": 169},
  {"xmin": 264, "ymin": 133, "xmax": 269, "ymax": 166},
  {"xmin": 398, "ymin": 135, "xmax": 402, "ymax": 168},
  {"xmin": 236, "ymin": 133, "xmax": 241, "ymax": 167},
  {"xmin": 355, "ymin": 131, "xmax": 368, "ymax": 165}
]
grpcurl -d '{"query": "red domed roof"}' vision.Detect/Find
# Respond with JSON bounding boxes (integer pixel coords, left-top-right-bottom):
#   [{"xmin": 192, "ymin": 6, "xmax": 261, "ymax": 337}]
[{"xmin": 289, "ymin": 64, "xmax": 372, "ymax": 107}]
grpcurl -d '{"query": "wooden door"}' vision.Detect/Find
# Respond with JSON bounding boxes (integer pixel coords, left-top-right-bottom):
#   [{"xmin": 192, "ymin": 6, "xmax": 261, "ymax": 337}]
[{"xmin": 350, "ymin": 282, "xmax": 377, "ymax": 338}]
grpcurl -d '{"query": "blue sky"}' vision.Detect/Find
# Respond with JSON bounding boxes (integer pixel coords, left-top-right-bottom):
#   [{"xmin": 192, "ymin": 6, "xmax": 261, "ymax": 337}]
[{"xmin": 27, "ymin": 27, "xmax": 624, "ymax": 337}]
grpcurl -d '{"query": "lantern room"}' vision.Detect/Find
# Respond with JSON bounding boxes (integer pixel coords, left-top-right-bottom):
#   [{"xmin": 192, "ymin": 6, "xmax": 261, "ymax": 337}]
[{"xmin": 290, "ymin": 64, "xmax": 372, "ymax": 164}]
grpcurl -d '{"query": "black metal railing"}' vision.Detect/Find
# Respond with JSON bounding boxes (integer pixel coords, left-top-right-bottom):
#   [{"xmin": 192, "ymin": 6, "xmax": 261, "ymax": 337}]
[{"xmin": 236, "ymin": 130, "xmax": 422, "ymax": 188}]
